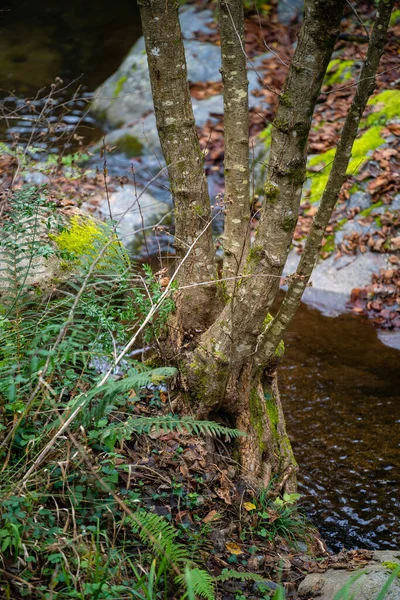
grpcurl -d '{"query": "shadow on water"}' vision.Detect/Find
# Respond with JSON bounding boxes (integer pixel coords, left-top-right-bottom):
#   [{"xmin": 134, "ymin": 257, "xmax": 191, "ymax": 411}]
[
  {"xmin": 2, "ymin": 0, "xmax": 400, "ymax": 554},
  {"xmin": 280, "ymin": 302, "xmax": 400, "ymax": 552}
]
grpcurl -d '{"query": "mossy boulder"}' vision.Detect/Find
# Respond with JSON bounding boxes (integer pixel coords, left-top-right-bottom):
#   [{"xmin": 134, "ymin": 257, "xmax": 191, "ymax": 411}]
[{"xmin": 0, "ymin": 208, "xmax": 119, "ymax": 302}]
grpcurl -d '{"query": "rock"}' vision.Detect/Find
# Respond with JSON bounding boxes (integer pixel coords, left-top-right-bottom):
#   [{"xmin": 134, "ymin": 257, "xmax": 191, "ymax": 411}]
[
  {"xmin": 23, "ymin": 171, "xmax": 50, "ymax": 186},
  {"xmin": 378, "ymin": 330, "xmax": 400, "ymax": 351},
  {"xmin": 0, "ymin": 204, "xmax": 109, "ymax": 302},
  {"xmin": 92, "ymin": 7, "xmax": 222, "ymax": 129},
  {"xmin": 277, "ymin": 0, "xmax": 304, "ymax": 25},
  {"xmin": 91, "ymin": 5, "xmax": 271, "ymax": 155},
  {"xmin": 334, "ymin": 218, "xmax": 378, "ymax": 245},
  {"xmin": 84, "ymin": 184, "xmax": 171, "ymax": 250},
  {"xmin": 347, "ymin": 190, "xmax": 372, "ymax": 211},
  {"xmin": 390, "ymin": 193, "xmax": 400, "ymax": 211},
  {"xmin": 298, "ymin": 550, "xmax": 400, "ymax": 600},
  {"xmin": 284, "ymin": 250, "xmax": 389, "ymax": 316}
]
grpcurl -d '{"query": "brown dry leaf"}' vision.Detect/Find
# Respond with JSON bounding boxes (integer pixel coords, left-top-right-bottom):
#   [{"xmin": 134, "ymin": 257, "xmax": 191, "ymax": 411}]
[
  {"xmin": 225, "ymin": 542, "xmax": 243, "ymax": 555},
  {"xmin": 179, "ymin": 464, "xmax": 189, "ymax": 477},
  {"xmin": 390, "ymin": 236, "xmax": 400, "ymax": 249},
  {"xmin": 203, "ymin": 510, "xmax": 221, "ymax": 524}
]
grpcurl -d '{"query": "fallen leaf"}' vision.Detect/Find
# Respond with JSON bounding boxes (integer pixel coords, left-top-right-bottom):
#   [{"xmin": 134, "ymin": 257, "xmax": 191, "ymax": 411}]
[
  {"xmin": 225, "ymin": 542, "xmax": 243, "ymax": 555},
  {"xmin": 243, "ymin": 502, "xmax": 257, "ymax": 512},
  {"xmin": 203, "ymin": 510, "xmax": 220, "ymax": 523}
]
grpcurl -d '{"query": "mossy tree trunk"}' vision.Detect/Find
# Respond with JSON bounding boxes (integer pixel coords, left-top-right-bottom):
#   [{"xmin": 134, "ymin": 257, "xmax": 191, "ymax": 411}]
[{"xmin": 138, "ymin": 0, "xmax": 394, "ymax": 491}]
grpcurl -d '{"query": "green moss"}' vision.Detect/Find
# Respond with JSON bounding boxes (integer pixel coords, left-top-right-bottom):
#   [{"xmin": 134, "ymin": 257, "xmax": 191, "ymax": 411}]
[
  {"xmin": 324, "ymin": 59, "xmax": 355, "ymax": 86},
  {"xmin": 264, "ymin": 180, "xmax": 280, "ymax": 204},
  {"xmin": 358, "ymin": 200, "xmax": 384, "ymax": 218},
  {"xmin": 193, "ymin": 204, "xmax": 205, "ymax": 216},
  {"xmin": 274, "ymin": 118, "xmax": 290, "ymax": 134},
  {"xmin": 321, "ymin": 234, "xmax": 335, "ymax": 255},
  {"xmin": 279, "ymin": 92, "xmax": 292, "ymax": 108},
  {"xmin": 113, "ymin": 75, "xmax": 128, "ymax": 98},
  {"xmin": 275, "ymin": 339, "xmax": 285, "ymax": 358},
  {"xmin": 259, "ymin": 124, "xmax": 272, "ymax": 152},
  {"xmin": 390, "ymin": 9, "xmax": 400, "ymax": 26},
  {"xmin": 249, "ymin": 387, "xmax": 267, "ymax": 451},
  {"xmin": 282, "ymin": 214, "xmax": 296, "ymax": 232},
  {"xmin": 112, "ymin": 134, "xmax": 143, "ymax": 156},
  {"xmin": 367, "ymin": 90, "xmax": 400, "ymax": 125},
  {"xmin": 307, "ymin": 125, "xmax": 385, "ymax": 203},
  {"xmin": 248, "ymin": 244, "xmax": 264, "ymax": 262},
  {"xmin": 50, "ymin": 215, "xmax": 128, "ymax": 269},
  {"xmin": 264, "ymin": 391, "xmax": 279, "ymax": 439},
  {"xmin": 382, "ymin": 562, "xmax": 400, "ymax": 577},
  {"xmin": 261, "ymin": 313, "xmax": 285, "ymax": 358}
]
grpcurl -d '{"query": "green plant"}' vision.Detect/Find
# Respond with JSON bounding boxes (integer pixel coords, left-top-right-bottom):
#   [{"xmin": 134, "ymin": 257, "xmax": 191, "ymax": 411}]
[{"xmin": 246, "ymin": 487, "xmax": 309, "ymax": 547}]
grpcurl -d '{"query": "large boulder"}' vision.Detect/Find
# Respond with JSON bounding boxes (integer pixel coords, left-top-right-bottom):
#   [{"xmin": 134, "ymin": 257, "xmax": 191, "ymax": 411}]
[
  {"xmin": 91, "ymin": 7, "xmax": 221, "ymax": 131},
  {"xmin": 298, "ymin": 550, "xmax": 400, "ymax": 600},
  {"xmin": 82, "ymin": 184, "xmax": 171, "ymax": 251}
]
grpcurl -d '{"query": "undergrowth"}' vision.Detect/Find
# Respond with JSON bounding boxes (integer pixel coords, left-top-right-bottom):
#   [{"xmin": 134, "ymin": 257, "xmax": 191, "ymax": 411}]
[{"xmin": 0, "ymin": 186, "xmax": 251, "ymax": 599}]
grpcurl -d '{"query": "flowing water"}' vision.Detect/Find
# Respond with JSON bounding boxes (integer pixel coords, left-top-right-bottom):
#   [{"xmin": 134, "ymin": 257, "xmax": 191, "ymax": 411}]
[{"xmin": 1, "ymin": 0, "xmax": 399, "ymax": 554}]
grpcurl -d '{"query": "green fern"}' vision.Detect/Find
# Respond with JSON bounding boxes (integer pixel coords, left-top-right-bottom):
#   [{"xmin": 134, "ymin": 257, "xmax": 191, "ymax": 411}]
[
  {"xmin": 95, "ymin": 414, "xmax": 244, "ymax": 450},
  {"xmin": 216, "ymin": 568, "xmax": 265, "ymax": 583},
  {"xmin": 129, "ymin": 510, "xmax": 216, "ymax": 600},
  {"xmin": 129, "ymin": 509, "xmax": 190, "ymax": 565},
  {"xmin": 176, "ymin": 568, "xmax": 216, "ymax": 600}
]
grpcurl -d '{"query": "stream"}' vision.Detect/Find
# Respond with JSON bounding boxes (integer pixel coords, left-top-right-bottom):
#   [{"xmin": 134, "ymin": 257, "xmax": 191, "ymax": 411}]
[{"xmin": 1, "ymin": 0, "xmax": 399, "ymax": 554}]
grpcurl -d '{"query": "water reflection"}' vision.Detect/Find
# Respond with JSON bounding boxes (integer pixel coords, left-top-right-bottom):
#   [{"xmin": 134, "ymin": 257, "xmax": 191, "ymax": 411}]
[{"xmin": 280, "ymin": 302, "xmax": 400, "ymax": 551}]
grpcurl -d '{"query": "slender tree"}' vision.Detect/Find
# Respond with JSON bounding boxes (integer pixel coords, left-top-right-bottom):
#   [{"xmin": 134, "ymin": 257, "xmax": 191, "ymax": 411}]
[{"xmin": 137, "ymin": 0, "xmax": 394, "ymax": 489}]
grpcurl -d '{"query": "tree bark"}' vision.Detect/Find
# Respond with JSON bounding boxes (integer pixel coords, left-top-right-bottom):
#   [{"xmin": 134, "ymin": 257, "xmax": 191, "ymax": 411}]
[
  {"xmin": 138, "ymin": 0, "xmax": 218, "ymax": 334},
  {"xmin": 219, "ymin": 0, "xmax": 250, "ymax": 295}
]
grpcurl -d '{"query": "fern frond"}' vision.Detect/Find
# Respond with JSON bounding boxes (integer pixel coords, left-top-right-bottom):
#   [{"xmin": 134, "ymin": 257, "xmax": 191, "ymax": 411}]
[
  {"xmin": 216, "ymin": 568, "xmax": 265, "ymax": 583},
  {"xmin": 128, "ymin": 509, "xmax": 189, "ymax": 565},
  {"xmin": 97, "ymin": 414, "xmax": 245, "ymax": 447},
  {"xmin": 176, "ymin": 568, "xmax": 216, "ymax": 600}
]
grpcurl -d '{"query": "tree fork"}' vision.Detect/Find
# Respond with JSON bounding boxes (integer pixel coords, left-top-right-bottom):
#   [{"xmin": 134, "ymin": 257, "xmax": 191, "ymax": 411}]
[
  {"xmin": 191, "ymin": 0, "xmax": 347, "ymax": 391},
  {"xmin": 138, "ymin": 0, "xmax": 218, "ymax": 334}
]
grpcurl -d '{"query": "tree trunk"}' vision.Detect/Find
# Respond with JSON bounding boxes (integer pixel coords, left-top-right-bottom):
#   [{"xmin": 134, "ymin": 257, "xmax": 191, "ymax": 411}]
[
  {"xmin": 181, "ymin": 0, "xmax": 345, "ymax": 486},
  {"xmin": 138, "ymin": 0, "xmax": 218, "ymax": 334},
  {"xmin": 138, "ymin": 0, "xmax": 394, "ymax": 491}
]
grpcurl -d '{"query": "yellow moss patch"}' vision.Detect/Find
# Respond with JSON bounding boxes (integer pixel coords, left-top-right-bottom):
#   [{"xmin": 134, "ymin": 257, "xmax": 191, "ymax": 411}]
[
  {"xmin": 367, "ymin": 90, "xmax": 400, "ymax": 125},
  {"xmin": 50, "ymin": 215, "xmax": 129, "ymax": 270},
  {"xmin": 307, "ymin": 125, "xmax": 385, "ymax": 203}
]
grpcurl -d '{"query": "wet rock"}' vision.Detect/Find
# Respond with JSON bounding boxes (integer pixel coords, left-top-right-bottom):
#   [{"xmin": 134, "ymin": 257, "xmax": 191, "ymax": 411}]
[
  {"xmin": 378, "ymin": 330, "xmax": 400, "ymax": 351},
  {"xmin": 298, "ymin": 550, "xmax": 400, "ymax": 600}
]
